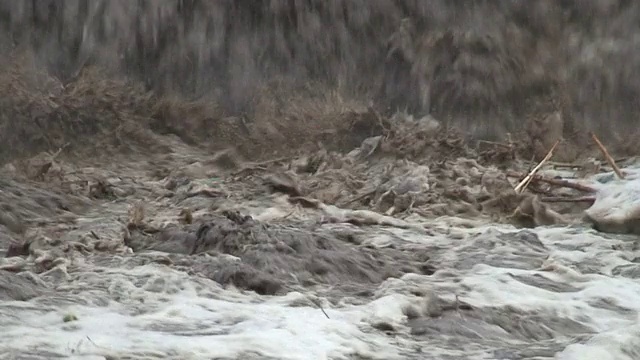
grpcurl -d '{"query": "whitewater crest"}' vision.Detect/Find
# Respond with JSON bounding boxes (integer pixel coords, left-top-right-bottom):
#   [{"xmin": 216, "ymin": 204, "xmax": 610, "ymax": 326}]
[{"xmin": 2, "ymin": 221, "xmax": 640, "ymax": 359}]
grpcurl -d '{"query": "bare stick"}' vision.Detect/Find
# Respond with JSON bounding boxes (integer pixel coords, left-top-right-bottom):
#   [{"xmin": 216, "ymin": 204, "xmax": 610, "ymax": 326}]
[
  {"xmin": 507, "ymin": 171, "xmax": 596, "ymax": 193},
  {"xmin": 590, "ymin": 132, "xmax": 624, "ymax": 179},
  {"xmin": 519, "ymin": 141, "xmax": 561, "ymax": 193},
  {"xmin": 514, "ymin": 140, "xmax": 560, "ymax": 194},
  {"xmin": 548, "ymin": 161, "xmax": 584, "ymax": 169},
  {"xmin": 49, "ymin": 142, "xmax": 69, "ymax": 160}
]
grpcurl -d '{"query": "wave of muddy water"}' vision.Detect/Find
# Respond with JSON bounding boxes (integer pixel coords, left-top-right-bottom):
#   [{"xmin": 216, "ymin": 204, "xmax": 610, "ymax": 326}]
[
  {"xmin": 1, "ymin": 134, "xmax": 640, "ymax": 360},
  {"xmin": 2, "ymin": 1, "xmax": 640, "ymax": 358}
]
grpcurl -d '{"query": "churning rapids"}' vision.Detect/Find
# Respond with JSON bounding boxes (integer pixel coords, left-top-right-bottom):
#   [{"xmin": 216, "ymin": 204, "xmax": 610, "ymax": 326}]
[
  {"xmin": 1, "ymin": 133, "xmax": 640, "ymax": 360},
  {"xmin": 3, "ymin": 1, "xmax": 640, "ymax": 359}
]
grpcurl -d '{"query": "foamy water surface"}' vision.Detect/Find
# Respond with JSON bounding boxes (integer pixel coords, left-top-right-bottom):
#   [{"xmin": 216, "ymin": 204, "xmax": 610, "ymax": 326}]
[
  {"xmin": 1, "ymin": 221, "xmax": 640, "ymax": 359},
  {"xmin": 2, "ymin": 168, "xmax": 640, "ymax": 360}
]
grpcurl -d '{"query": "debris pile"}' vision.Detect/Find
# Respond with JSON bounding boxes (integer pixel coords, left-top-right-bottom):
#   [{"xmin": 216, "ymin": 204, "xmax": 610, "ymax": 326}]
[
  {"xmin": 0, "ymin": 54, "xmax": 165, "ymax": 164},
  {"xmin": 222, "ymin": 113, "xmax": 640, "ymax": 234}
]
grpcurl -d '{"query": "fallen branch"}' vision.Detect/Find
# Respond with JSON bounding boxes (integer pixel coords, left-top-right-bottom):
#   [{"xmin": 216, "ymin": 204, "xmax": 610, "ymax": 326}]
[
  {"xmin": 507, "ymin": 171, "xmax": 596, "ymax": 193},
  {"xmin": 514, "ymin": 140, "xmax": 560, "ymax": 194},
  {"xmin": 590, "ymin": 132, "xmax": 624, "ymax": 179}
]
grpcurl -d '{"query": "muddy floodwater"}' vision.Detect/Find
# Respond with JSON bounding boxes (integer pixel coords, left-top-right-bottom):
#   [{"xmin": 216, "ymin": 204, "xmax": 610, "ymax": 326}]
[
  {"xmin": 1, "ymin": 126, "xmax": 640, "ymax": 359},
  {"xmin": 2, "ymin": 1, "xmax": 640, "ymax": 359}
]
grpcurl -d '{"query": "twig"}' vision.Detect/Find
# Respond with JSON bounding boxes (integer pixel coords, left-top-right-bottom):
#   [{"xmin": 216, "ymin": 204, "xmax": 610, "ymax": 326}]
[
  {"xmin": 318, "ymin": 304, "xmax": 330, "ymax": 319},
  {"xmin": 590, "ymin": 132, "xmax": 624, "ymax": 179},
  {"xmin": 548, "ymin": 161, "xmax": 584, "ymax": 169},
  {"xmin": 514, "ymin": 140, "xmax": 560, "ymax": 194},
  {"xmin": 507, "ymin": 171, "xmax": 596, "ymax": 193},
  {"xmin": 49, "ymin": 142, "xmax": 70, "ymax": 160},
  {"xmin": 85, "ymin": 336, "xmax": 109, "ymax": 350},
  {"xmin": 309, "ymin": 297, "xmax": 330, "ymax": 319}
]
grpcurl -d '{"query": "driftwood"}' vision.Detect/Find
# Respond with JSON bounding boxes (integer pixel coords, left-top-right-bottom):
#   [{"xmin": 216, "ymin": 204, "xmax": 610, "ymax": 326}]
[
  {"xmin": 590, "ymin": 132, "xmax": 624, "ymax": 179},
  {"xmin": 507, "ymin": 171, "xmax": 596, "ymax": 193},
  {"xmin": 514, "ymin": 140, "xmax": 559, "ymax": 194}
]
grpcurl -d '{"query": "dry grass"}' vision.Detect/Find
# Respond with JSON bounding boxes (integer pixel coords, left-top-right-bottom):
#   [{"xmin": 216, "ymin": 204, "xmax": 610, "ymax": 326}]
[
  {"xmin": 1, "ymin": 1, "xmax": 640, "ymax": 161},
  {"xmin": 0, "ymin": 50, "xmax": 382, "ymax": 164},
  {"xmin": 0, "ymin": 51, "xmax": 162, "ymax": 163}
]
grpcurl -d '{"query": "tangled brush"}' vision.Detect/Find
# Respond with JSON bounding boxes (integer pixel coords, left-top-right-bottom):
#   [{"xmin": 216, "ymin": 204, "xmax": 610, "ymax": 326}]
[{"xmin": 0, "ymin": 52, "xmax": 158, "ymax": 164}]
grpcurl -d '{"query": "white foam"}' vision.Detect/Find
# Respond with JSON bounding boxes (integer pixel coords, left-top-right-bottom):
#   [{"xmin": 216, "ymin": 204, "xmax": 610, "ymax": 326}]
[
  {"xmin": 556, "ymin": 325, "xmax": 640, "ymax": 360},
  {"xmin": 585, "ymin": 167, "xmax": 640, "ymax": 233},
  {"xmin": 1, "ymin": 268, "xmax": 402, "ymax": 359}
]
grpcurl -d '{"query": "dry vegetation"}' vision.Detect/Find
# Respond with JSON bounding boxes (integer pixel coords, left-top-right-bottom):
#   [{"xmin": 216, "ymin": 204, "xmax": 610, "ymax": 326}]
[{"xmin": 0, "ymin": 1, "xmax": 638, "ymax": 162}]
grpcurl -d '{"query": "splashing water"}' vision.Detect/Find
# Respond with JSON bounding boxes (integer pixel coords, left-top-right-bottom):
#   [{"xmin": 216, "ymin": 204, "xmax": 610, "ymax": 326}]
[{"xmin": 2, "ymin": 177, "xmax": 640, "ymax": 359}]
